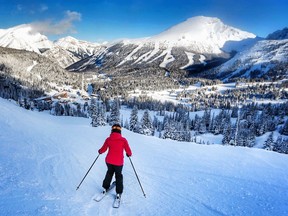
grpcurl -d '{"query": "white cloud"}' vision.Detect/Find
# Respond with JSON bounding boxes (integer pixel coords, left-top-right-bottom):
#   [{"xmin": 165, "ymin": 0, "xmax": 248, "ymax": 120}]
[{"xmin": 30, "ymin": 10, "xmax": 81, "ymax": 35}]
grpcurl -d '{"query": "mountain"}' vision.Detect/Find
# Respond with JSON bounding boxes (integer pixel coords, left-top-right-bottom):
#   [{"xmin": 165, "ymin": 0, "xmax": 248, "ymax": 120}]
[
  {"xmin": 203, "ymin": 35, "xmax": 288, "ymax": 81},
  {"xmin": 1, "ymin": 97, "xmax": 288, "ymax": 215},
  {"xmin": 43, "ymin": 36, "xmax": 105, "ymax": 68},
  {"xmin": 67, "ymin": 16, "xmax": 256, "ymax": 72},
  {"xmin": 54, "ymin": 36, "xmax": 102, "ymax": 57},
  {"xmin": 0, "ymin": 25, "xmax": 103, "ymax": 68},
  {"xmin": 0, "ymin": 24, "xmax": 52, "ymax": 54},
  {"xmin": 266, "ymin": 27, "xmax": 288, "ymax": 40},
  {"xmin": 0, "ymin": 46, "xmax": 81, "ymax": 101}
]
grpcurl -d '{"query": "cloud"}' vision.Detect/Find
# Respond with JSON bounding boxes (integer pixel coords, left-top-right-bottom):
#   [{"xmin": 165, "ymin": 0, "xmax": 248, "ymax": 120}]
[
  {"xmin": 40, "ymin": 4, "xmax": 48, "ymax": 12},
  {"xmin": 30, "ymin": 10, "xmax": 81, "ymax": 35}
]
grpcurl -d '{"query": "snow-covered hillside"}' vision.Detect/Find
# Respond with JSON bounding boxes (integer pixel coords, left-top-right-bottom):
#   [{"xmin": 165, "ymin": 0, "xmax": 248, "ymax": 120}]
[
  {"xmin": 67, "ymin": 16, "xmax": 256, "ymax": 72},
  {"xmin": 0, "ymin": 25, "xmax": 103, "ymax": 68},
  {"xmin": 1, "ymin": 97, "xmax": 288, "ymax": 216},
  {"xmin": 0, "ymin": 24, "xmax": 52, "ymax": 54},
  {"xmin": 148, "ymin": 16, "xmax": 255, "ymax": 53},
  {"xmin": 211, "ymin": 39, "xmax": 288, "ymax": 80},
  {"xmin": 43, "ymin": 36, "xmax": 104, "ymax": 68}
]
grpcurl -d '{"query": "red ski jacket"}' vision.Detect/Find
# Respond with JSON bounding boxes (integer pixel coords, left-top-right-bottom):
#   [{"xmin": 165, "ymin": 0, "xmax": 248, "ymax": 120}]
[{"xmin": 98, "ymin": 132, "xmax": 132, "ymax": 166}]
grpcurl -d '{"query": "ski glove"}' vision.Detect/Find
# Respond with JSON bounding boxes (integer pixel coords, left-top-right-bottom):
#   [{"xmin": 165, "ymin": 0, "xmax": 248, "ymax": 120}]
[{"xmin": 126, "ymin": 153, "xmax": 131, "ymax": 157}]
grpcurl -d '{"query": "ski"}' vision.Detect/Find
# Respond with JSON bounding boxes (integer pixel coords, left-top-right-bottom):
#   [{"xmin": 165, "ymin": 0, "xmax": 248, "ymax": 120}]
[
  {"xmin": 113, "ymin": 194, "xmax": 121, "ymax": 208},
  {"xmin": 93, "ymin": 181, "xmax": 116, "ymax": 202}
]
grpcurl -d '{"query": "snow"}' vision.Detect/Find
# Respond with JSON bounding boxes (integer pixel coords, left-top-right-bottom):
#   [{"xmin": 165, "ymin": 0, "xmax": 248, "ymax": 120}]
[
  {"xmin": 160, "ymin": 48, "xmax": 175, "ymax": 68},
  {"xmin": 117, "ymin": 44, "xmax": 143, "ymax": 66},
  {"xmin": 218, "ymin": 39, "xmax": 288, "ymax": 81},
  {"xmin": 0, "ymin": 24, "xmax": 52, "ymax": 53},
  {"xmin": 27, "ymin": 61, "xmax": 38, "ymax": 72},
  {"xmin": 149, "ymin": 16, "xmax": 256, "ymax": 54},
  {"xmin": 180, "ymin": 52, "xmax": 195, "ymax": 69},
  {"xmin": 1, "ymin": 97, "xmax": 288, "ymax": 216}
]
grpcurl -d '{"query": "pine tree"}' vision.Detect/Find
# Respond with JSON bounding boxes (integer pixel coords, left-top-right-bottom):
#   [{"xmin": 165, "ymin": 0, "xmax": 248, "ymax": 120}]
[
  {"xmin": 274, "ymin": 136, "xmax": 283, "ymax": 153},
  {"xmin": 162, "ymin": 116, "xmax": 177, "ymax": 139},
  {"xmin": 129, "ymin": 105, "xmax": 139, "ymax": 132},
  {"xmin": 109, "ymin": 99, "xmax": 120, "ymax": 125},
  {"xmin": 281, "ymin": 139, "xmax": 288, "ymax": 154},
  {"xmin": 203, "ymin": 108, "xmax": 211, "ymax": 128},
  {"xmin": 91, "ymin": 99, "xmax": 106, "ymax": 127},
  {"xmin": 281, "ymin": 119, "xmax": 288, "ymax": 135},
  {"xmin": 231, "ymin": 106, "xmax": 238, "ymax": 118},
  {"xmin": 140, "ymin": 110, "xmax": 154, "ymax": 136},
  {"xmin": 263, "ymin": 132, "xmax": 274, "ymax": 151},
  {"xmin": 194, "ymin": 114, "xmax": 202, "ymax": 134},
  {"xmin": 222, "ymin": 122, "xmax": 232, "ymax": 145}
]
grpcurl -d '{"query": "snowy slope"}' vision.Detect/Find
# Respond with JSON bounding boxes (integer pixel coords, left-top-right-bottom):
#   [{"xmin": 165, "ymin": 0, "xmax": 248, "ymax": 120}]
[
  {"xmin": 54, "ymin": 36, "xmax": 101, "ymax": 56},
  {"xmin": 0, "ymin": 24, "xmax": 52, "ymax": 54},
  {"xmin": 44, "ymin": 36, "xmax": 104, "ymax": 68},
  {"xmin": 148, "ymin": 16, "xmax": 256, "ymax": 53},
  {"xmin": 0, "ymin": 25, "xmax": 103, "ymax": 68},
  {"xmin": 211, "ymin": 39, "xmax": 288, "ymax": 80},
  {"xmin": 1, "ymin": 98, "xmax": 288, "ymax": 216}
]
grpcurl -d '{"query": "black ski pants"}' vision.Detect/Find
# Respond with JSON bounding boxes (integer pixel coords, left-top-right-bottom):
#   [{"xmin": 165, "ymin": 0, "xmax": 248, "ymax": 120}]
[{"xmin": 102, "ymin": 163, "xmax": 123, "ymax": 194}]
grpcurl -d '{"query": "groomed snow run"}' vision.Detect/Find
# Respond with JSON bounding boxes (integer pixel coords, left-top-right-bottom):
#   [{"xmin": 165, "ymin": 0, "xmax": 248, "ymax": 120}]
[{"xmin": 1, "ymin": 98, "xmax": 288, "ymax": 216}]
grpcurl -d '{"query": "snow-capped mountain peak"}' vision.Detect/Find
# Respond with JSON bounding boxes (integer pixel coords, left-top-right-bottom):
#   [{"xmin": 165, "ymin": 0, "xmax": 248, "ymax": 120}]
[
  {"xmin": 0, "ymin": 24, "xmax": 105, "ymax": 68},
  {"xmin": 68, "ymin": 16, "xmax": 257, "ymax": 71},
  {"xmin": 149, "ymin": 16, "xmax": 256, "ymax": 53},
  {"xmin": 54, "ymin": 36, "xmax": 101, "ymax": 56},
  {"xmin": 0, "ymin": 24, "xmax": 53, "ymax": 53}
]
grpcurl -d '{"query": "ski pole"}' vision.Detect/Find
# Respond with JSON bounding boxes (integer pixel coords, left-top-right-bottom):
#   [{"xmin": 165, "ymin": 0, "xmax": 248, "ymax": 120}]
[
  {"xmin": 128, "ymin": 157, "xmax": 146, "ymax": 198},
  {"xmin": 76, "ymin": 154, "xmax": 100, "ymax": 190}
]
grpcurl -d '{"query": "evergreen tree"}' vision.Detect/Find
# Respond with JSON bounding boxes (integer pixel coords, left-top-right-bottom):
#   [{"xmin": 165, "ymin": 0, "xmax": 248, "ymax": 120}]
[
  {"xmin": 91, "ymin": 99, "xmax": 106, "ymax": 127},
  {"xmin": 222, "ymin": 122, "xmax": 232, "ymax": 145},
  {"xmin": 129, "ymin": 105, "xmax": 139, "ymax": 132},
  {"xmin": 194, "ymin": 114, "xmax": 202, "ymax": 134},
  {"xmin": 231, "ymin": 106, "xmax": 238, "ymax": 118},
  {"xmin": 274, "ymin": 136, "xmax": 283, "ymax": 152},
  {"xmin": 263, "ymin": 132, "xmax": 274, "ymax": 151},
  {"xmin": 280, "ymin": 119, "xmax": 288, "ymax": 135},
  {"xmin": 140, "ymin": 110, "xmax": 154, "ymax": 136},
  {"xmin": 202, "ymin": 108, "xmax": 211, "ymax": 128},
  {"xmin": 162, "ymin": 116, "xmax": 177, "ymax": 139},
  {"xmin": 281, "ymin": 139, "xmax": 288, "ymax": 154},
  {"xmin": 109, "ymin": 99, "xmax": 120, "ymax": 125},
  {"xmin": 255, "ymin": 112, "xmax": 267, "ymax": 136}
]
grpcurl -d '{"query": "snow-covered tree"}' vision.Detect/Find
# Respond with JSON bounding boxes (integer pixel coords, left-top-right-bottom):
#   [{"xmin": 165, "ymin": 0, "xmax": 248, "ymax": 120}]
[
  {"xmin": 109, "ymin": 99, "xmax": 120, "ymax": 125},
  {"xmin": 263, "ymin": 132, "xmax": 274, "ymax": 151},
  {"xmin": 222, "ymin": 122, "xmax": 232, "ymax": 145},
  {"xmin": 162, "ymin": 116, "xmax": 177, "ymax": 139},
  {"xmin": 280, "ymin": 119, "xmax": 288, "ymax": 135},
  {"xmin": 91, "ymin": 99, "xmax": 106, "ymax": 127},
  {"xmin": 139, "ymin": 110, "xmax": 154, "ymax": 136},
  {"xmin": 129, "ymin": 105, "xmax": 139, "ymax": 132}
]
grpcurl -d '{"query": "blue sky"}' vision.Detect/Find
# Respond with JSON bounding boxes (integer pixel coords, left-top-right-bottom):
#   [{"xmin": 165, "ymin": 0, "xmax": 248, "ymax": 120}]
[{"xmin": 0, "ymin": 0, "xmax": 287, "ymax": 42}]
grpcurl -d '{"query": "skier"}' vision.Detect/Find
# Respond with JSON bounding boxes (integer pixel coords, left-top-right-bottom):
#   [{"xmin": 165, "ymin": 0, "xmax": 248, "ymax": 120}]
[{"xmin": 98, "ymin": 124, "xmax": 132, "ymax": 202}]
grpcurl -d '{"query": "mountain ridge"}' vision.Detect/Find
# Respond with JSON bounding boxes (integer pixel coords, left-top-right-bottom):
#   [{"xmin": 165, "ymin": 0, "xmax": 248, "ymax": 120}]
[
  {"xmin": 67, "ymin": 16, "xmax": 257, "ymax": 73},
  {"xmin": 0, "ymin": 16, "xmax": 287, "ymax": 82}
]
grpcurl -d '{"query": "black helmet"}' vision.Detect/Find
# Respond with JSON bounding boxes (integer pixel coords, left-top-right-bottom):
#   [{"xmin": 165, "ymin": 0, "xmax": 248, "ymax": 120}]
[{"xmin": 111, "ymin": 124, "xmax": 121, "ymax": 133}]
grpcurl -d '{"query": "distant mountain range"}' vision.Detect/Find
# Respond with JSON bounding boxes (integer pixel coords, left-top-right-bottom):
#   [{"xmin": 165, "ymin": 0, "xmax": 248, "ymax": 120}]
[
  {"xmin": 0, "ymin": 16, "xmax": 287, "ymax": 82},
  {"xmin": 67, "ymin": 16, "xmax": 257, "ymax": 72},
  {"xmin": 0, "ymin": 25, "xmax": 103, "ymax": 68}
]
